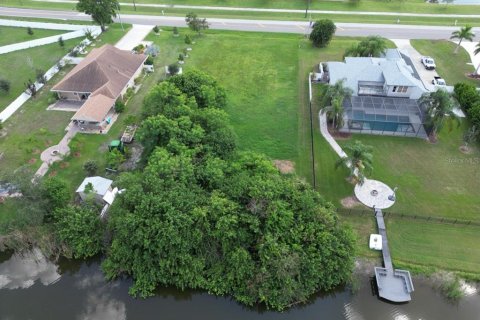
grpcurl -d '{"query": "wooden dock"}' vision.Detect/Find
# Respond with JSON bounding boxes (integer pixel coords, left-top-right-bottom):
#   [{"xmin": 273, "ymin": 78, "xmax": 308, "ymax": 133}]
[{"xmin": 374, "ymin": 209, "xmax": 414, "ymax": 303}]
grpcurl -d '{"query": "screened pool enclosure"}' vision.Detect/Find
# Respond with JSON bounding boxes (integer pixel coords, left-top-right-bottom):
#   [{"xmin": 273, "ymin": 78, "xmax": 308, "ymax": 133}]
[{"xmin": 340, "ymin": 96, "xmax": 427, "ymax": 138}]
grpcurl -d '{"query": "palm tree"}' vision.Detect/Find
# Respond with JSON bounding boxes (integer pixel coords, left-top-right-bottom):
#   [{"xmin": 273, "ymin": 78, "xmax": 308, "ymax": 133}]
[
  {"xmin": 450, "ymin": 25, "xmax": 475, "ymax": 54},
  {"xmin": 474, "ymin": 42, "xmax": 480, "ymax": 75},
  {"xmin": 344, "ymin": 36, "xmax": 387, "ymax": 58},
  {"xmin": 335, "ymin": 140, "xmax": 373, "ymax": 185},
  {"xmin": 419, "ymin": 89, "xmax": 460, "ymax": 138},
  {"xmin": 322, "ymin": 79, "xmax": 353, "ymax": 131}
]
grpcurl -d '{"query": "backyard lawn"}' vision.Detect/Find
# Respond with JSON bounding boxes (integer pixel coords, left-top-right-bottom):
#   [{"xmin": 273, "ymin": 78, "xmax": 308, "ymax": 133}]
[
  {"xmin": 411, "ymin": 39, "xmax": 479, "ymax": 87},
  {"xmin": 0, "ymin": 24, "xmax": 129, "ymax": 228},
  {"xmin": 0, "ymin": 26, "xmax": 66, "ymax": 46}
]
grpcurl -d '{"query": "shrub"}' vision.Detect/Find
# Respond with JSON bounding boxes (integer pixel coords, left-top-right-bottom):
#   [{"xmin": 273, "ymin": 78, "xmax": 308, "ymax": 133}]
[
  {"xmin": 145, "ymin": 55, "xmax": 154, "ymax": 65},
  {"xmin": 309, "ymin": 19, "xmax": 336, "ymax": 48},
  {"xmin": 35, "ymin": 69, "xmax": 47, "ymax": 84},
  {"xmin": 153, "ymin": 25, "xmax": 160, "ymax": 34},
  {"xmin": 173, "ymin": 27, "xmax": 179, "ymax": 36},
  {"xmin": 58, "ymin": 36, "xmax": 65, "ymax": 48},
  {"xmin": 84, "ymin": 28, "xmax": 95, "ymax": 42},
  {"xmin": 0, "ymin": 78, "xmax": 10, "ymax": 94},
  {"xmin": 469, "ymin": 103, "xmax": 480, "ymax": 128},
  {"xmin": 454, "ymin": 82, "xmax": 480, "ymax": 112},
  {"xmin": 115, "ymin": 100, "xmax": 126, "ymax": 113},
  {"xmin": 440, "ymin": 276, "xmax": 464, "ymax": 301},
  {"xmin": 185, "ymin": 34, "xmax": 192, "ymax": 45},
  {"xmin": 178, "ymin": 53, "xmax": 185, "ymax": 61},
  {"xmin": 145, "ymin": 45, "xmax": 160, "ymax": 57},
  {"xmin": 123, "ymin": 115, "xmax": 137, "ymax": 126},
  {"xmin": 133, "ymin": 44, "xmax": 145, "ymax": 53},
  {"xmin": 168, "ymin": 63, "xmax": 180, "ymax": 75},
  {"xmin": 27, "ymin": 27, "xmax": 33, "ymax": 35},
  {"xmin": 83, "ymin": 160, "xmax": 98, "ymax": 176},
  {"xmin": 106, "ymin": 148, "xmax": 125, "ymax": 170}
]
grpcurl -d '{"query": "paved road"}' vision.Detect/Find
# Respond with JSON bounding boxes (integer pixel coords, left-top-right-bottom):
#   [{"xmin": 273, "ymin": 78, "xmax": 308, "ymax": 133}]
[
  {"xmin": 1, "ymin": 7, "xmax": 480, "ymax": 40},
  {"xmin": 31, "ymin": 0, "xmax": 480, "ymax": 18}
]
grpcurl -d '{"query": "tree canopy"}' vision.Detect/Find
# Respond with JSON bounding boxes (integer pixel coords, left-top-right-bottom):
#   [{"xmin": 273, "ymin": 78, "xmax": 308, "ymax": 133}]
[
  {"xmin": 309, "ymin": 19, "xmax": 336, "ymax": 48},
  {"xmin": 77, "ymin": 0, "xmax": 118, "ymax": 31},
  {"xmin": 102, "ymin": 70, "xmax": 355, "ymax": 310}
]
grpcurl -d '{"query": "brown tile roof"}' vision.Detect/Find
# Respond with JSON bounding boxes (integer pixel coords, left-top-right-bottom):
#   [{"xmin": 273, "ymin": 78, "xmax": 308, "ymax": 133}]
[
  {"xmin": 71, "ymin": 94, "xmax": 115, "ymax": 122},
  {"xmin": 52, "ymin": 44, "xmax": 147, "ymax": 99}
]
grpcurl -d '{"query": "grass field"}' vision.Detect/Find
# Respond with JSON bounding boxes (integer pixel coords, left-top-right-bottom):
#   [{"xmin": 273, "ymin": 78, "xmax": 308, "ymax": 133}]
[
  {"xmin": 2, "ymin": 0, "xmax": 480, "ymax": 27},
  {"xmin": 411, "ymin": 39, "xmax": 479, "ymax": 87},
  {"xmin": 0, "ymin": 38, "xmax": 77, "ymax": 112},
  {"xmin": 0, "ymin": 26, "xmax": 66, "ymax": 47}
]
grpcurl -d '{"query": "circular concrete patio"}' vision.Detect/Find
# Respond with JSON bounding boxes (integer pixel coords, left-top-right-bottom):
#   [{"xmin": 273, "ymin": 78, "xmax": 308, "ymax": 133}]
[{"xmin": 354, "ymin": 179, "xmax": 396, "ymax": 209}]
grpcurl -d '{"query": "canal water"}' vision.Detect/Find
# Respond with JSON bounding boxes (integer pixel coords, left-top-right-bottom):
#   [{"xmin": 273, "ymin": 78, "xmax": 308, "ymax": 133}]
[{"xmin": 0, "ymin": 249, "xmax": 479, "ymax": 320}]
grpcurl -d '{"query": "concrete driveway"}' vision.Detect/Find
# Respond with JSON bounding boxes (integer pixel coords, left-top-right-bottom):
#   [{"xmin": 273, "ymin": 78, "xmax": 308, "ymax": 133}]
[
  {"xmin": 391, "ymin": 39, "xmax": 438, "ymax": 91},
  {"xmin": 115, "ymin": 24, "xmax": 153, "ymax": 50}
]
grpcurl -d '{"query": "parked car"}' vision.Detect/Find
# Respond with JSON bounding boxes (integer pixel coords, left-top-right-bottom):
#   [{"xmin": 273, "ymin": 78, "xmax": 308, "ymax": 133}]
[
  {"xmin": 421, "ymin": 56, "xmax": 436, "ymax": 70},
  {"xmin": 432, "ymin": 76, "xmax": 446, "ymax": 86}
]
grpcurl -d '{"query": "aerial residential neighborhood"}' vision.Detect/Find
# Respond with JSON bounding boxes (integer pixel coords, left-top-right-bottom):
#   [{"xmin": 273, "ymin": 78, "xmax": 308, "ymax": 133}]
[{"xmin": 0, "ymin": 0, "xmax": 479, "ymax": 319}]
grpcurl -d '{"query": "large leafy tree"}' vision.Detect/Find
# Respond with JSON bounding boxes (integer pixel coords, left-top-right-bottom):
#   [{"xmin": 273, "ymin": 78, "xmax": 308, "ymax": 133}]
[
  {"xmin": 77, "ymin": 0, "xmax": 118, "ymax": 31},
  {"xmin": 419, "ymin": 89, "xmax": 460, "ymax": 138},
  {"xmin": 167, "ymin": 70, "xmax": 227, "ymax": 109},
  {"xmin": 344, "ymin": 36, "xmax": 388, "ymax": 57},
  {"xmin": 335, "ymin": 140, "xmax": 373, "ymax": 184},
  {"xmin": 309, "ymin": 19, "xmax": 336, "ymax": 48},
  {"xmin": 54, "ymin": 204, "xmax": 104, "ymax": 259},
  {"xmin": 102, "ymin": 72, "xmax": 355, "ymax": 310},
  {"xmin": 450, "ymin": 25, "xmax": 475, "ymax": 54}
]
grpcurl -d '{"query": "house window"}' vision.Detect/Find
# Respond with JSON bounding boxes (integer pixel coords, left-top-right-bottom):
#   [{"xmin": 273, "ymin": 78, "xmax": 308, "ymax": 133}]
[{"xmin": 393, "ymin": 86, "xmax": 408, "ymax": 93}]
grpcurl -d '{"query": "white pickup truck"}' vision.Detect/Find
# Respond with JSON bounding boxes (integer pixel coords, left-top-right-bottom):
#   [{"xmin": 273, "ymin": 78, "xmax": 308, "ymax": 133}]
[
  {"xmin": 432, "ymin": 76, "xmax": 446, "ymax": 87},
  {"xmin": 421, "ymin": 56, "xmax": 436, "ymax": 70}
]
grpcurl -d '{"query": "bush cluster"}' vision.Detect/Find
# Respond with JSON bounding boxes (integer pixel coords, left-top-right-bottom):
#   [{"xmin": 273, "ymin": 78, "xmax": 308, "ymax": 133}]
[{"xmin": 454, "ymin": 83, "xmax": 480, "ymax": 134}]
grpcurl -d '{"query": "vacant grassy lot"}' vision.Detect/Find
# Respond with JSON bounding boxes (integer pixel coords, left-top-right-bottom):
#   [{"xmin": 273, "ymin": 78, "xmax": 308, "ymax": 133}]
[
  {"xmin": 0, "ymin": 38, "xmax": 77, "ymax": 112},
  {"xmin": 0, "ymin": 26, "xmax": 65, "ymax": 46},
  {"xmin": 411, "ymin": 39, "xmax": 479, "ymax": 87}
]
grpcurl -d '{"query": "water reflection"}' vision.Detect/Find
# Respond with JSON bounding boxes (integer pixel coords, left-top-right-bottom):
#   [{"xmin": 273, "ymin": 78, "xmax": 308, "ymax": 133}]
[
  {"xmin": 1, "ymin": 250, "xmax": 480, "ymax": 320},
  {"xmin": 0, "ymin": 248, "xmax": 60, "ymax": 289}
]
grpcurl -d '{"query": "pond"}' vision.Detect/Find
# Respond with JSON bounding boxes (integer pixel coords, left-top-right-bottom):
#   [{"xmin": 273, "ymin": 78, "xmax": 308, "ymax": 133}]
[{"xmin": 0, "ymin": 250, "xmax": 479, "ymax": 320}]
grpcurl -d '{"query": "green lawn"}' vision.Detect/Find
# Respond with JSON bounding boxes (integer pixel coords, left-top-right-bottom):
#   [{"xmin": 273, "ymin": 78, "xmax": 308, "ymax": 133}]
[
  {"xmin": 0, "ymin": 38, "xmax": 78, "ymax": 112},
  {"xmin": 411, "ymin": 39, "xmax": 479, "ymax": 87},
  {"xmin": 2, "ymin": 0, "xmax": 480, "ymax": 26},
  {"xmin": 0, "ymin": 26, "xmax": 66, "ymax": 47}
]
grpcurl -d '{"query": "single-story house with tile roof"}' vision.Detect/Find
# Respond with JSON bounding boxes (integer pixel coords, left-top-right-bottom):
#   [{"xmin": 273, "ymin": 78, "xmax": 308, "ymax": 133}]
[
  {"xmin": 51, "ymin": 44, "xmax": 147, "ymax": 131},
  {"xmin": 320, "ymin": 49, "xmax": 428, "ymax": 138}
]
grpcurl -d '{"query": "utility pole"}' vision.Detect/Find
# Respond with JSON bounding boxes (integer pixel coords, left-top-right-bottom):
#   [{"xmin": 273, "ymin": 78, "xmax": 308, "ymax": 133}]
[
  {"xmin": 116, "ymin": 3, "xmax": 124, "ymax": 31},
  {"xmin": 132, "ymin": 0, "xmax": 136, "ymax": 11},
  {"xmin": 304, "ymin": 0, "xmax": 311, "ymax": 18}
]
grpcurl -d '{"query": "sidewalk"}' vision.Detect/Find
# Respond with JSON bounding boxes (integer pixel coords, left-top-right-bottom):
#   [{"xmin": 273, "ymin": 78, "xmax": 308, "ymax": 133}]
[
  {"xmin": 460, "ymin": 41, "xmax": 480, "ymax": 75},
  {"xmin": 31, "ymin": 0, "xmax": 480, "ymax": 18}
]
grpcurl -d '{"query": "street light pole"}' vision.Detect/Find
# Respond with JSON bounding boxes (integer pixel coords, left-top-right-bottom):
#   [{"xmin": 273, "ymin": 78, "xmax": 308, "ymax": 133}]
[
  {"xmin": 304, "ymin": 0, "xmax": 311, "ymax": 18},
  {"xmin": 132, "ymin": 0, "xmax": 136, "ymax": 11},
  {"xmin": 116, "ymin": 3, "xmax": 124, "ymax": 31}
]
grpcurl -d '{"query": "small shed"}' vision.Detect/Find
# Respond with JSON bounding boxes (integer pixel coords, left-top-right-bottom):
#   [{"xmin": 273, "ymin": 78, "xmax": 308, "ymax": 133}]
[{"xmin": 76, "ymin": 176, "xmax": 113, "ymax": 204}]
